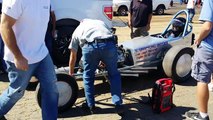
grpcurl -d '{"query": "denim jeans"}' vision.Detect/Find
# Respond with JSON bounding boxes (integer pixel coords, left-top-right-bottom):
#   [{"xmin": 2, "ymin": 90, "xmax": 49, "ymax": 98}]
[
  {"xmin": 45, "ymin": 31, "xmax": 53, "ymax": 57},
  {"xmin": 188, "ymin": 9, "xmax": 195, "ymax": 22},
  {"xmin": 82, "ymin": 41, "xmax": 123, "ymax": 107},
  {"xmin": 0, "ymin": 36, "xmax": 6, "ymax": 71},
  {"xmin": 0, "ymin": 54, "xmax": 59, "ymax": 120}
]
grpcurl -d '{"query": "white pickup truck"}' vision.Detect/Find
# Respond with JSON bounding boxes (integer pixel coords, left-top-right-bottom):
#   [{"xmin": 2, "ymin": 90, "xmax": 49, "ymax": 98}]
[
  {"xmin": 52, "ymin": 0, "xmax": 113, "ymax": 28},
  {"xmin": 51, "ymin": 0, "xmax": 113, "ymax": 66},
  {"xmin": 113, "ymin": 0, "xmax": 171, "ymax": 16}
]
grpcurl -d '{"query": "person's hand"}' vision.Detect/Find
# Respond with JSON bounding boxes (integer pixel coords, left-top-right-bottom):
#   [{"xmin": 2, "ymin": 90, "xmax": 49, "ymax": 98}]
[
  {"xmin": 146, "ymin": 24, "xmax": 151, "ymax": 31},
  {"xmin": 69, "ymin": 68, "xmax": 74, "ymax": 76},
  {"xmin": 127, "ymin": 21, "xmax": 131, "ymax": 28},
  {"xmin": 14, "ymin": 56, "xmax": 28, "ymax": 71},
  {"xmin": 194, "ymin": 39, "xmax": 202, "ymax": 47},
  {"xmin": 98, "ymin": 61, "xmax": 106, "ymax": 69}
]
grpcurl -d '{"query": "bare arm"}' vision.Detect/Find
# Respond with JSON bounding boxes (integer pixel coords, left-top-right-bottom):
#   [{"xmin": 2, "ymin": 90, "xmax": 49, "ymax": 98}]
[
  {"xmin": 69, "ymin": 49, "xmax": 77, "ymax": 75},
  {"xmin": 0, "ymin": 13, "xmax": 28, "ymax": 71},
  {"xmin": 128, "ymin": 12, "xmax": 132, "ymax": 28},
  {"xmin": 195, "ymin": 21, "xmax": 213, "ymax": 46},
  {"xmin": 146, "ymin": 13, "xmax": 152, "ymax": 31}
]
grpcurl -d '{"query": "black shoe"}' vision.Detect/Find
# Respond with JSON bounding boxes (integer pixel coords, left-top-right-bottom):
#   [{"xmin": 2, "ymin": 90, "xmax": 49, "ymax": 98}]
[
  {"xmin": 186, "ymin": 112, "xmax": 209, "ymax": 120},
  {"xmin": 81, "ymin": 102, "xmax": 96, "ymax": 114},
  {"xmin": 0, "ymin": 116, "xmax": 6, "ymax": 120},
  {"xmin": 115, "ymin": 105, "xmax": 125, "ymax": 116}
]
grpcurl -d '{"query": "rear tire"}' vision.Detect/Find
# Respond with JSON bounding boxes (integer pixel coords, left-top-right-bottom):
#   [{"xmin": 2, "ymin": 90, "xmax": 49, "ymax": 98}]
[{"xmin": 36, "ymin": 73, "xmax": 79, "ymax": 113}]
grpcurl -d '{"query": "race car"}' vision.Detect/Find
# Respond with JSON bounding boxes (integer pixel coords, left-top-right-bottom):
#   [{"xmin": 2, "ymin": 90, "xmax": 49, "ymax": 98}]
[{"xmin": 35, "ymin": 10, "xmax": 195, "ymax": 113}]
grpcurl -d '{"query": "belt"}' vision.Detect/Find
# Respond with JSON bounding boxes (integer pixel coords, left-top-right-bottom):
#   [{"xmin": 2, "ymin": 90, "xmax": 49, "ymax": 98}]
[{"xmin": 86, "ymin": 37, "xmax": 115, "ymax": 44}]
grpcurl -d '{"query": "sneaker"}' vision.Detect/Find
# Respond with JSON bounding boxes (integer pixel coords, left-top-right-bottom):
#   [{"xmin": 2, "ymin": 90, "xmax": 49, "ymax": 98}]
[
  {"xmin": 115, "ymin": 105, "xmax": 125, "ymax": 116},
  {"xmin": 186, "ymin": 112, "xmax": 209, "ymax": 120},
  {"xmin": 208, "ymin": 83, "xmax": 213, "ymax": 92},
  {"xmin": 0, "ymin": 116, "xmax": 6, "ymax": 120},
  {"xmin": 81, "ymin": 102, "xmax": 96, "ymax": 114}
]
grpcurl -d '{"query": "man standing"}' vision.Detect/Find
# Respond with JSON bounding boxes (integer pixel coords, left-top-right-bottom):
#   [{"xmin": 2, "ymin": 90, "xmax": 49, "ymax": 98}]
[
  {"xmin": 69, "ymin": 19, "xmax": 124, "ymax": 115},
  {"xmin": 0, "ymin": 0, "xmax": 58, "ymax": 120},
  {"xmin": 186, "ymin": 0, "xmax": 212, "ymax": 119},
  {"xmin": 187, "ymin": 0, "xmax": 197, "ymax": 23},
  {"xmin": 128, "ymin": 0, "xmax": 153, "ymax": 39}
]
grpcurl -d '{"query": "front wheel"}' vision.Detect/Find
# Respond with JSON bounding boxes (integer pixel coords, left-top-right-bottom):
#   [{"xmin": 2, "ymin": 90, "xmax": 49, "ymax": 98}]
[
  {"xmin": 35, "ymin": 73, "xmax": 79, "ymax": 113},
  {"xmin": 162, "ymin": 45, "xmax": 194, "ymax": 83}
]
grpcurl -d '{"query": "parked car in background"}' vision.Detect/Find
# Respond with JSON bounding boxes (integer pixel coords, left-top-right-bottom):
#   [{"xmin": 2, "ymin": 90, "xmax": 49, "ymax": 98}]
[
  {"xmin": 113, "ymin": 0, "xmax": 171, "ymax": 16},
  {"xmin": 153, "ymin": 0, "xmax": 171, "ymax": 15},
  {"xmin": 113, "ymin": 0, "xmax": 130, "ymax": 16}
]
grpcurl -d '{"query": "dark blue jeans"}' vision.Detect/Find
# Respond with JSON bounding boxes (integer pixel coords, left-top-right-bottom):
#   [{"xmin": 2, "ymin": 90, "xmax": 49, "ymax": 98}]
[
  {"xmin": 0, "ymin": 54, "xmax": 58, "ymax": 120},
  {"xmin": 0, "ymin": 35, "xmax": 6, "ymax": 72},
  {"xmin": 188, "ymin": 9, "xmax": 195, "ymax": 22},
  {"xmin": 82, "ymin": 41, "xmax": 123, "ymax": 107}
]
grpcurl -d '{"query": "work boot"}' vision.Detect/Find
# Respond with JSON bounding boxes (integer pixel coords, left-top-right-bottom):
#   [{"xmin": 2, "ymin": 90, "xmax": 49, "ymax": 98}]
[
  {"xmin": 0, "ymin": 116, "xmax": 6, "ymax": 120},
  {"xmin": 115, "ymin": 105, "xmax": 125, "ymax": 116},
  {"xmin": 81, "ymin": 102, "xmax": 96, "ymax": 114}
]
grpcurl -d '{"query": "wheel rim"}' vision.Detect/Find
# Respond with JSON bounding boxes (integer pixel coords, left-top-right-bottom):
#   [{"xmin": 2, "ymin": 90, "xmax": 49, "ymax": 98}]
[
  {"xmin": 158, "ymin": 9, "xmax": 163, "ymax": 15},
  {"xmin": 120, "ymin": 9, "xmax": 126, "ymax": 16},
  {"xmin": 119, "ymin": 8, "xmax": 127, "ymax": 16},
  {"xmin": 176, "ymin": 54, "xmax": 192, "ymax": 77},
  {"xmin": 57, "ymin": 81, "xmax": 72, "ymax": 107}
]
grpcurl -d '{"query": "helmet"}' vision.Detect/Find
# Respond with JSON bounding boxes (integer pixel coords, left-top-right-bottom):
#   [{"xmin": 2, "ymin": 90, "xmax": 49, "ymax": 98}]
[{"xmin": 171, "ymin": 17, "xmax": 186, "ymax": 32}]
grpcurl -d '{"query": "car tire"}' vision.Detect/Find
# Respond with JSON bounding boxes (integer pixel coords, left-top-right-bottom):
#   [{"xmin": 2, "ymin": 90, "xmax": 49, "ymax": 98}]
[
  {"xmin": 118, "ymin": 6, "xmax": 128, "ymax": 16},
  {"xmin": 155, "ymin": 5, "xmax": 165, "ymax": 15},
  {"xmin": 162, "ymin": 45, "xmax": 194, "ymax": 83},
  {"xmin": 35, "ymin": 73, "xmax": 79, "ymax": 113}
]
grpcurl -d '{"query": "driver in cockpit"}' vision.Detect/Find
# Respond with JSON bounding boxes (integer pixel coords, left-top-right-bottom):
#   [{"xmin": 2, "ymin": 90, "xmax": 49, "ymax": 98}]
[{"xmin": 164, "ymin": 17, "xmax": 186, "ymax": 38}]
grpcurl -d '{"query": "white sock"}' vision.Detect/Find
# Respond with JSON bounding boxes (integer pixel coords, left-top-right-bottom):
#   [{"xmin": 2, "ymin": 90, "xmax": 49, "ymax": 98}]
[{"xmin": 199, "ymin": 112, "xmax": 208, "ymax": 118}]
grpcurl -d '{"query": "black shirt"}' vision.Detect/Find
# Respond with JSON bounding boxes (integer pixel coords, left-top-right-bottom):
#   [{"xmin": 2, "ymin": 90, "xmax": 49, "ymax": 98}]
[{"xmin": 129, "ymin": 0, "xmax": 153, "ymax": 27}]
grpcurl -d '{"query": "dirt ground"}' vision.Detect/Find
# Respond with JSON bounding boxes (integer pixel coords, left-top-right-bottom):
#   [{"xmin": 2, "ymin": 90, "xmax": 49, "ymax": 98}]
[{"xmin": 0, "ymin": 3, "xmax": 213, "ymax": 120}]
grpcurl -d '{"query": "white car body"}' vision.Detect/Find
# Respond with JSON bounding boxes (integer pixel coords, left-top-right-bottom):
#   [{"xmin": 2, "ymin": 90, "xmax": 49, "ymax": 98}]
[
  {"xmin": 51, "ymin": 0, "xmax": 113, "ymax": 28},
  {"xmin": 113, "ymin": 0, "xmax": 171, "ymax": 16}
]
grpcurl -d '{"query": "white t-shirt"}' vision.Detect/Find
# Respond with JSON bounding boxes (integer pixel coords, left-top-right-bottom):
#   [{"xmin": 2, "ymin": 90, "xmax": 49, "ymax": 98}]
[
  {"xmin": 187, "ymin": 0, "xmax": 197, "ymax": 9},
  {"xmin": 2, "ymin": 0, "xmax": 50, "ymax": 64}
]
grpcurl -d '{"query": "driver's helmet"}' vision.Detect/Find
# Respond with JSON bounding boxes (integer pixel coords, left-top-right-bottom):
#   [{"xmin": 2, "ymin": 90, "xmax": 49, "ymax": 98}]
[{"xmin": 171, "ymin": 17, "xmax": 186, "ymax": 32}]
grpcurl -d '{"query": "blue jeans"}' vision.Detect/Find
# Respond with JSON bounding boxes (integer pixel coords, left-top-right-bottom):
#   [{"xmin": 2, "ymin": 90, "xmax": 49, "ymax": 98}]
[
  {"xmin": 82, "ymin": 41, "xmax": 122, "ymax": 107},
  {"xmin": 45, "ymin": 31, "xmax": 53, "ymax": 57},
  {"xmin": 0, "ymin": 54, "xmax": 58, "ymax": 120},
  {"xmin": 0, "ymin": 35, "xmax": 6, "ymax": 71},
  {"xmin": 188, "ymin": 9, "xmax": 195, "ymax": 22},
  {"xmin": 180, "ymin": 0, "xmax": 183, "ymax": 5}
]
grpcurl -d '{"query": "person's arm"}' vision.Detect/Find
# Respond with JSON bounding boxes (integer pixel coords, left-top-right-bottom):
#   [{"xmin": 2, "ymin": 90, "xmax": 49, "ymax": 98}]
[
  {"xmin": 68, "ymin": 28, "xmax": 80, "ymax": 76},
  {"xmin": 128, "ymin": 1, "xmax": 133, "ymax": 28},
  {"xmin": 69, "ymin": 49, "xmax": 77, "ymax": 75},
  {"xmin": 147, "ymin": 0, "xmax": 153, "ymax": 31},
  {"xmin": 51, "ymin": 11, "xmax": 56, "ymax": 37},
  {"xmin": 0, "ymin": 14, "xmax": 28, "ymax": 71},
  {"xmin": 195, "ymin": 21, "xmax": 213, "ymax": 46},
  {"xmin": 146, "ymin": 13, "xmax": 152, "ymax": 31},
  {"xmin": 128, "ymin": 12, "xmax": 132, "ymax": 28}
]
